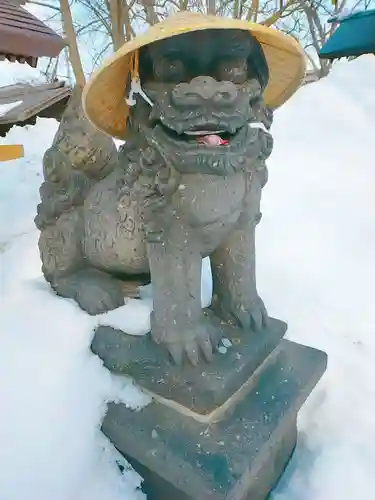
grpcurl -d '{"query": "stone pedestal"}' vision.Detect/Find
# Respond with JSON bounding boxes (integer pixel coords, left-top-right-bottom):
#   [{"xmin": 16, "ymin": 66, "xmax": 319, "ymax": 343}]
[{"xmin": 91, "ymin": 316, "xmax": 327, "ymax": 500}]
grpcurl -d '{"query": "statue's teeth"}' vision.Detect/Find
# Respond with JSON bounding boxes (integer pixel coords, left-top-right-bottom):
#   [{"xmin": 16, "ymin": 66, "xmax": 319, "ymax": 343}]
[{"xmin": 184, "ymin": 130, "xmax": 225, "ymax": 136}]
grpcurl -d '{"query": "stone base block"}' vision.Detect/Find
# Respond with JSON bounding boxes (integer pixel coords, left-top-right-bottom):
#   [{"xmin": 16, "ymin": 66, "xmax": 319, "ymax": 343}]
[
  {"xmin": 92, "ymin": 316, "xmax": 287, "ymax": 415},
  {"xmin": 102, "ymin": 340, "xmax": 327, "ymax": 500}
]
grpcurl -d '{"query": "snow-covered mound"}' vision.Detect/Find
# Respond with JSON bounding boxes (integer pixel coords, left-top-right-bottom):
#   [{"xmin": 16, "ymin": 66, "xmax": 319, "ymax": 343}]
[{"xmin": 1, "ymin": 55, "xmax": 375, "ymax": 500}]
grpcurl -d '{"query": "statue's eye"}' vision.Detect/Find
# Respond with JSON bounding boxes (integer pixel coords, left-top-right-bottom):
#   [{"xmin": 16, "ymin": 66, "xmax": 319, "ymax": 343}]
[
  {"xmin": 217, "ymin": 58, "xmax": 248, "ymax": 84},
  {"xmin": 154, "ymin": 57, "xmax": 185, "ymax": 82},
  {"xmin": 166, "ymin": 59, "xmax": 182, "ymax": 72}
]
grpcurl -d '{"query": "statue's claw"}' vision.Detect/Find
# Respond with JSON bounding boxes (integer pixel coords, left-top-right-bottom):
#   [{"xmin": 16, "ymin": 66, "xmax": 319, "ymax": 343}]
[
  {"xmin": 168, "ymin": 343, "xmax": 184, "ymax": 366},
  {"xmin": 199, "ymin": 337, "xmax": 213, "ymax": 362},
  {"xmin": 164, "ymin": 320, "xmax": 217, "ymax": 366},
  {"xmin": 212, "ymin": 295, "xmax": 269, "ymax": 332}
]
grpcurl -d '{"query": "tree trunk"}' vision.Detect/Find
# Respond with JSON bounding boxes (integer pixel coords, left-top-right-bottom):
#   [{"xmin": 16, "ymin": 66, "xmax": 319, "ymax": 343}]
[
  {"xmin": 140, "ymin": 0, "xmax": 158, "ymax": 25},
  {"xmin": 247, "ymin": 0, "xmax": 259, "ymax": 22},
  {"xmin": 122, "ymin": 0, "xmax": 133, "ymax": 41},
  {"xmin": 207, "ymin": 0, "xmax": 216, "ymax": 14},
  {"xmin": 59, "ymin": 0, "xmax": 86, "ymax": 88},
  {"xmin": 109, "ymin": 0, "xmax": 125, "ymax": 50}
]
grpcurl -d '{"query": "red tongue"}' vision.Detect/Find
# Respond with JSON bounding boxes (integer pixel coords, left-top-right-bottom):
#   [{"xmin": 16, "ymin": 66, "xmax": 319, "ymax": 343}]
[{"xmin": 197, "ymin": 134, "xmax": 229, "ymax": 146}]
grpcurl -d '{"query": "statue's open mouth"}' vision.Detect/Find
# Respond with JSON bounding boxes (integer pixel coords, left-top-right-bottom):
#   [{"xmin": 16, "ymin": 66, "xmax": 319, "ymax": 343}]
[
  {"xmin": 164, "ymin": 126, "xmax": 236, "ymax": 146},
  {"xmin": 153, "ymin": 121, "xmax": 247, "ymax": 150},
  {"xmin": 180, "ymin": 129, "xmax": 232, "ymax": 146},
  {"xmin": 146, "ymin": 119, "xmax": 271, "ymax": 175}
]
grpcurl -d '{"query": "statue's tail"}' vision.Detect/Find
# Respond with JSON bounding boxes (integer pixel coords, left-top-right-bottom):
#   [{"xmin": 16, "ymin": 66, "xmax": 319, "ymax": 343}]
[
  {"xmin": 35, "ymin": 86, "xmax": 120, "ymax": 230},
  {"xmin": 47, "ymin": 85, "xmax": 118, "ymax": 181}
]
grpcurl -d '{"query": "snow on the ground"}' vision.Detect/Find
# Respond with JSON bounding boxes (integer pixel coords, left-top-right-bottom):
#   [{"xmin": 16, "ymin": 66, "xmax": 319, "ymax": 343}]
[
  {"xmin": 1, "ymin": 54, "xmax": 374, "ymax": 500},
  {"xmin": 0, "ymin": 122, "xmax": 150, "ymax": 500},
  {"xmin": 264, "ymin": 55, "xmax": 375, "ymax": 500}
]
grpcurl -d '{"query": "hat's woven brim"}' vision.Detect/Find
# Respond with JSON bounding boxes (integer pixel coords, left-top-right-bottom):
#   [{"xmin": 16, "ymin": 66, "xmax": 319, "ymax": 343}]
[{"xmin": 82, "ymin": 12, "xmax": 306, "ymax": 140}]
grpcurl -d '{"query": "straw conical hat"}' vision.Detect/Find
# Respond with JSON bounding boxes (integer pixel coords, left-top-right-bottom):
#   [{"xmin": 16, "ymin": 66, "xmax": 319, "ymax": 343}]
[{"xmin": 82, "ymin": 12, "xmax": 306, "ymax": 140}]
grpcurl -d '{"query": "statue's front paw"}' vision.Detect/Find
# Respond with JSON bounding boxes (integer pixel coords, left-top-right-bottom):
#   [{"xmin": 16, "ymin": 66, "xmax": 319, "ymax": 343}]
[
  {"xmin": 212, "ymin": 294, "xmax": 268, "ymax": 332},
  {"xmin": 152, "ymin": 316, "xmax": 218, "ymax": 366}
]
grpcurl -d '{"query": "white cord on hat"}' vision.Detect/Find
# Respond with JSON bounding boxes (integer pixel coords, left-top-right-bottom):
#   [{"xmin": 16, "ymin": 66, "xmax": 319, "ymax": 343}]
[
  {"xmin": 126, "ymin": 76, "xmax": 154, "ymax": 107},
  {"xmin": 125, "ymin": 51, "xmax": 154, "ymax": 108}
]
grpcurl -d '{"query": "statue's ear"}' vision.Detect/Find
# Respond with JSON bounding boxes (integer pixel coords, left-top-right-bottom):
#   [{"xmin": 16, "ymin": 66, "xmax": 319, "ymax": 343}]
[
  {"xmin": 259, "ymin": 104, "xmax": 274, "ymax": 130},
  {"xmin": 250, "ymin": 95, "xmax": 274, "ymax": 130},
  {"xmin": 264, "ymin": 106, "xmax": 274, "ymax": 125},
  {"xmin": 127, "ymin": 97, "xmax": 153, "ymax": 136}
]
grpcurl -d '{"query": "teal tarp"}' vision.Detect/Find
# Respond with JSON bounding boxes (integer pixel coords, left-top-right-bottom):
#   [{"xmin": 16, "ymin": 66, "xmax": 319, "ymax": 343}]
[{"xmin": 320, "ymin": 9, "xmax": 375, "ymax": 60}]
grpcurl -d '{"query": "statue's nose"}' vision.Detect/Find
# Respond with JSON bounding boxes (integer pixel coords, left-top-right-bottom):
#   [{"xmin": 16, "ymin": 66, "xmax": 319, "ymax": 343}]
[{"xmin": 172, "ymin": 76, "xmax": 238, "ymax": 108}]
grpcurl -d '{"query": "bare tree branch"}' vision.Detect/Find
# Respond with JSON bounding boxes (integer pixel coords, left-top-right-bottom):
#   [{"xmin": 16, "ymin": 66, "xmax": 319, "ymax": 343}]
[
  {"xmin": 28, "ymin": 0, "xmax": 61, "ymax": 11},
  {"xmin": 34, "ymin": 0, "xmax": 375, "ymax": 87}
]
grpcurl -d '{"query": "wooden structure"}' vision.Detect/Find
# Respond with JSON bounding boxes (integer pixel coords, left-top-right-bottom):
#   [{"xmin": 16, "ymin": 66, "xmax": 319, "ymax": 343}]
[
  {"xmin": 0, "ymin": 81, "xmax": 71, "ymax": 162},
  {"xmin": 0, "ymin": 0, "xmax": 66, "ymax": 67},
  {"xmin": 0, "ymin": 0, "xmax": 69, "ymax": 161},
  {"xmin": 0, "ymin": 81, "xmax": 72, "ymax": 137}
]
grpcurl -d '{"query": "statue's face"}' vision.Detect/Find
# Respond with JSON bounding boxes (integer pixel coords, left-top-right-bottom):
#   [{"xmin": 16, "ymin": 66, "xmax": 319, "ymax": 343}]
[{"xmin": 132, "ymin": 29, "xmax": 273, "ymax": 175}]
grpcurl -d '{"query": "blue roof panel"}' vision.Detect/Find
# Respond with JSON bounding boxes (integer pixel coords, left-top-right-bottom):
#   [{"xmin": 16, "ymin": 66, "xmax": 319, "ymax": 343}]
[{"xmin": 320, "ymin": 9, "xmax": 375, "ymax": 59}]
